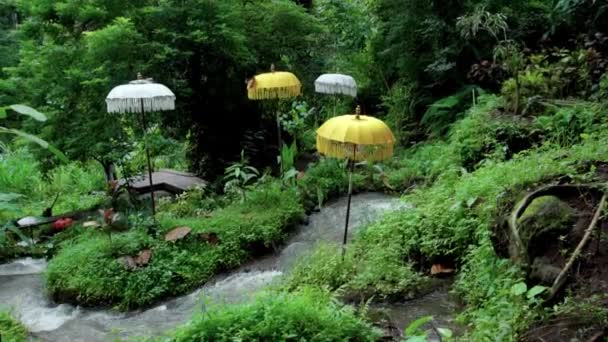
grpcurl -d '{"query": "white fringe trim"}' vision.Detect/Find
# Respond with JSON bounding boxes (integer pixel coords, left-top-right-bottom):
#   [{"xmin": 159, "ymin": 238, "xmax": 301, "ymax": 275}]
[
  {"xmin": 315, "ymin": 74, "xmax": 357, "ymax": 97},
  {"xmin": 106, "ymin": 96, "xmax": 175, "ymax": 114}
]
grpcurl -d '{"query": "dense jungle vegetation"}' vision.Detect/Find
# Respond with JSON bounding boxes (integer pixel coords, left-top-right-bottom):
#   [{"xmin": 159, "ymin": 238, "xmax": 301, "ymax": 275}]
[{"xmin": 2, "ymin": 0, "xmax": 608, "ymax": 341}]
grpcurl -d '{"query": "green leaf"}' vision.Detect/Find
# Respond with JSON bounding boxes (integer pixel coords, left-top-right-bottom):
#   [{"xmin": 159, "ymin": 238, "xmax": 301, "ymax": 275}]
[
  {"xmin": 0, "ymin": 127, "xmax": 48, "ymax": 148},
  {"xmin": 526, "ymin": 285, "xmax": 547, "ymax": 299},
  {"xmin": 0, "ymin": 128, "xmax": 68, "ymax": 162},
  {"xmin": 511, "ymin": 282, "xmax": 527, "ymax": 296},
  {"xmin": 0, "ymin": 192, "xmax": 23, "ymax": 202},
  {"xmin": 405, "ymin": 336, "xmax": 427, "ymax": 342},
  {"xmin": 9, "ymin": 104, "xmax": 47, "ymax": 122},
  {"xmin": 0, "ymin": 106, "xmax": 6, "ymax": 119},
  {"xmin": 405, "ymin": 316, "xmax": 433, "ymax": 336},
  {"xmin": 437, "ymin": 327, "xmax": 453, "ymax": 338}
]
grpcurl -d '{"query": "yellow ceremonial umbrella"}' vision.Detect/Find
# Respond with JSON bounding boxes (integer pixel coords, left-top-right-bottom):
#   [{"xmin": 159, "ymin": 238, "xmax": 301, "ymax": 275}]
[
  {"xmin": 316, "ymin": 105, "xmax": 395, "ymax": 257},
  {"xmin": 247, "ymin": 64, "xmax": 301, "ymax": 170}
]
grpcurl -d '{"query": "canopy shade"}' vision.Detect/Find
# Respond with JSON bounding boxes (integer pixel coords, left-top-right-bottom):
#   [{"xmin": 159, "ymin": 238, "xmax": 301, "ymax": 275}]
[
  {"xmin": 316, "ymin": 114, "xmax": 395, "ymax": 162},
  {"xmin": 314, "ymin": 73, "xmax": 357, "ymax": 97},
  {"xmin": 247, "ymin": 71, "xmax": 301, "ymax": 100},
  {"xmin": 106, "ymin": 79, "xmax": 176, "ymax": 114}
]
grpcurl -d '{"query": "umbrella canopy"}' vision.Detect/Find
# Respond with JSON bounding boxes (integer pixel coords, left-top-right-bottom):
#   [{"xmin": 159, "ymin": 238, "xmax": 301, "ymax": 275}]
[
  {"xmin": 314, "ymin": 73, "xmax": 357, "ymax": 97},
  {"xmin": 106, "ymin": 77, "xmax": 175, "ymax": 114},
  {"xmin": 316, "ymin": 109, "xmax": 395, "ymax": 162},
  {"xmin": 247, "ymin": 67, "xmax": 301, "ymax": 100}
]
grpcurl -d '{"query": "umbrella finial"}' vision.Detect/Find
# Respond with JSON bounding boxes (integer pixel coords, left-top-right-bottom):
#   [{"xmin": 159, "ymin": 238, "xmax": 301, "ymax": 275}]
[
  {"xmin": 270, "ymin": 63, "xmax": 275, "ymax": 72},
  {"xmin": 355, "ymin": 105, "xmax": 361, "ymax": 119}
]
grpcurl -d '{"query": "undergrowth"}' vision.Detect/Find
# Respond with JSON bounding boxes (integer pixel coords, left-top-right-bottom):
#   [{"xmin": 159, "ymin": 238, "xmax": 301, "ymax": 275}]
[
  {"xmin": 169, "ymin": 287, "xmax": 381, "ymax": 342},
  {"xmin": 0, "ymin": 311, "xmax": 27, "ymax": 342},
  {"xmin": 286, "ymin": 97, "xmax": 608, "ymax": 339},
  {"xmin": 45, "ymin": 181, "xmax": 304, "ymax": 309}
]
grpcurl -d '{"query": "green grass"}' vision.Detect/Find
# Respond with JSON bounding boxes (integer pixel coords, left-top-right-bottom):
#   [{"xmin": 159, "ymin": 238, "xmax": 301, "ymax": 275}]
[
  {"xmin": 45, "ymin": 181, "xmax": 305, "ymax": 309},
  {"xmin": 0, "ymin": 311, "xmax": 27, "ymax": 342},
  {"xmin": 0, "ymin": 148, "xmax": 106, "ymax": 222},
  {"xmin": 169, "ymin": 287, "xmax": 381, "ymax": 342},
  {"xmin": 287, "ymin": 99, "xmax": 608, "ymax": 339}
]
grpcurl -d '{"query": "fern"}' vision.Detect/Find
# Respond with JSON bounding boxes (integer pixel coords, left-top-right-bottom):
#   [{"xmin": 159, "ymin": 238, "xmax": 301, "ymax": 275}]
[{"xmin": 420, "ymin": 86, "xmax": 482, "ymax": 137}]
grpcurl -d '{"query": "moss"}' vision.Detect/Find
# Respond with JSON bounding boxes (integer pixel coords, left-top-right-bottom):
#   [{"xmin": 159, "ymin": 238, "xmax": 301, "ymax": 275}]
[
  {"xmin": 517, "ymin": 195, "xmax": 575, "ymax": 252},
  {"xmin": 0, "ymin": 312, "xmax": 27, "ymax": 342}
]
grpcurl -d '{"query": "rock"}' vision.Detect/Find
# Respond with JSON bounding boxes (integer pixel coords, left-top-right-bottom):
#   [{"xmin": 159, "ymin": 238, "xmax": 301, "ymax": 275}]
[
  {"xmin": 135, "ymin": 249, "xmax": 152, "ymax": 266},
  {"xmin": 530, "ymin": 256, "xmax": 562, "ymax": 284},
  {"xmin": 430, "ymin": 264, "xmax": 455, "ymax": 276},
  {"xmin": 118, "ymin": 256, "xmax": 137, "ymax": 270},
  {"xmin": 517, "ymin": 195, "xmax": 575, "ymax": 252},
  {"xmin": 17, "ymin": 216, "xmax": 41, "ymax": 227},
  {"xmin": 165, "ymin": 226, "xmax": 192, "ymax": 242}
]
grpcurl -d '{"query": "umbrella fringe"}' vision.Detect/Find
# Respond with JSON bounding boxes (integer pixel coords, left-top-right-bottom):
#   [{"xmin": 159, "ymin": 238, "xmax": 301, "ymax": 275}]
[
  {"xmin": 316, "ymin": 135, "xmax": 394, "ymax": 162},
  {"xmin": 106, "ymin": 96, "xmax": 175, "ymax": 114},
  {"xmin": 248, "ymin": 86, "xmax": 301, "ymax": 100},
  {"xmin": 314, "ymin": 83, "xmax": 357, "ymax": 97}
]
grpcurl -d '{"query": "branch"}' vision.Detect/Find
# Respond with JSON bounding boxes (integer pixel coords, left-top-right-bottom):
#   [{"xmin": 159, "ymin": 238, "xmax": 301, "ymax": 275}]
[{"xmin": 548, "ymin": 193, "xmax": 607, "ymax": 300}]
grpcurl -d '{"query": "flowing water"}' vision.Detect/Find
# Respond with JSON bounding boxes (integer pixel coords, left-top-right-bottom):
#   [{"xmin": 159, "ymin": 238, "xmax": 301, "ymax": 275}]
[{"xmin": 0, "ymin": 193, "xmax": 458, "ymax": 341}]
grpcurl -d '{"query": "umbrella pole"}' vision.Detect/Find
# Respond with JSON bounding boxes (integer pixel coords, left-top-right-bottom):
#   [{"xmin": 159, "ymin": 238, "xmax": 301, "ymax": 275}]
[
  {"xmin": 333, "ymin": 94, "xmax": 337, "ymax": 117},
  {"xmin": 140, "ymin": 99, "xmax": 156, "ymax": 216},
  {"xmin": 276, "ymin": 99, "xmax": 283, "ymax": 175},
  {"xmin": 342, "ymin": 145, "xmax": 356, "ymax": 260}
]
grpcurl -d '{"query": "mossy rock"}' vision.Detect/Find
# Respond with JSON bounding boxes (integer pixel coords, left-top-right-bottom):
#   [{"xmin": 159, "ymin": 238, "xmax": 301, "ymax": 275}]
[{"xmin": 517, "ymin": 195, "xmax": 575, "ymax": 251}]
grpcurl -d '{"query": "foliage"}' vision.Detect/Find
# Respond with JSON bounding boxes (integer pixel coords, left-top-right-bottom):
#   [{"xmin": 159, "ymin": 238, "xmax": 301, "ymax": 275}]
[
  {"xmin": 157, "ymin": 185, "xmax": 222, "ymax": 218},
  {"xmin": 0, "ymin": 104, "xmax": 66, "ymax": 160},
  {"xmin": 420, "ymin": 86, "xmax": 479, "ymax": 137},
  {"xmin": 453, "ymin": 242, "xmax": 545, "ymax": 341},
  {"xmin": 45, "ymin": 181, "xmax": 304, "ymax": 309},
  {"xmin": 534, "ymin": 103, "xmax": 604, "ymax": 147},
  {"xmin": 285, "ymin": 241, "xmax": 428, "ymax": 301},
  {"xmin": 0, "ymin": 311, "xmax": 27, "ymax": 342},
  {"xmin": 0, "ymin": 148, "xmax": 106, "ymax": 222},
  {"xmin": 402, "ymin": 315, "xmax": 453, "ymax": 342},
  {"xmin": 223, "ymin": 151, "xmax": 261, "ymax": 202},
  {"xmin": 297, "ymin": 157, "xmax": 349, "ymax": 210},
  {"xmin": 170, "ymin": 287, "xmax": 381, "ymax": 342}
]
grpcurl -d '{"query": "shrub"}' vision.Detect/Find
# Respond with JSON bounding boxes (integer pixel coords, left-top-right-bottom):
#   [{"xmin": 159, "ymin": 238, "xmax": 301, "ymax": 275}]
[
  {"xmin": 169, "ymin": 287, "xmax": 381, "ymax": 342},
  {"xmin": 45, "ymin": 181, "xmax": 304, "ymax": 309},
  {"xmin": 0, "ymin": 311, "xmax": 27, "ymax": 342}
]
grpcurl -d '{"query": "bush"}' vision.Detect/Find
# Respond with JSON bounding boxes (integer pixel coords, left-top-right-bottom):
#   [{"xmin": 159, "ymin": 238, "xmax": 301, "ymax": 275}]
[
  {"xmin": 285, "ymin": 242, "xmax": 427, "ymax": 301},
  {"xmin": 0, "ymin": 311, "xmax": 27, "ymax": 342},
  {"xmin": 0, "ymin": 148, "xmax": 106, "ymax": 221},
  {"xmin": 169, "ymin": 287, "xmax": 381, "ymax": 342},
  {"xmin": 453, "ymin": 242, "xmax": 543, "ymax": 341},
  {"xmin": 287, "ymin": 129, "xmax": 608, "ymax": 328},
  {"xmin": 45, "ymin": 181, "xmax": 304, "ymax": 309}
]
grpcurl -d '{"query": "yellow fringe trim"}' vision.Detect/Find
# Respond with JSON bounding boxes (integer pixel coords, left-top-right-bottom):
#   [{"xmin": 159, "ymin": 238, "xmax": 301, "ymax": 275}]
[
  {"xmin": 248, "ymin": 86, "xmax": 301, "ymax": 100},
  {"xmin": 316, "ymin": 135, "xmax": 394, "ymax": 162}
]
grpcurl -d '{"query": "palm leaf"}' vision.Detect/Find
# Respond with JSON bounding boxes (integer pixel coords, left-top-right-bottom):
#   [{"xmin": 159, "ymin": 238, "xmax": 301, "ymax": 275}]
[{"xmin": 9, "ymin": 104, "xmax": 47, "ymax": 122}]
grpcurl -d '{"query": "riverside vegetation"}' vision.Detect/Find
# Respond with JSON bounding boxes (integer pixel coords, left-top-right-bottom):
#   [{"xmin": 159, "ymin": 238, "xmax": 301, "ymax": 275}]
[{"xmin": 2, "ymin": 0, "xmax": 608, "ymax": 341}]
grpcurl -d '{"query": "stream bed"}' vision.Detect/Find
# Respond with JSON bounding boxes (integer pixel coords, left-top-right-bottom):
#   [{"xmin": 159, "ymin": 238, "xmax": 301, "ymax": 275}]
[{"xmin": 0, "ymin": 193, "xmax": 459, "ymax": 341}]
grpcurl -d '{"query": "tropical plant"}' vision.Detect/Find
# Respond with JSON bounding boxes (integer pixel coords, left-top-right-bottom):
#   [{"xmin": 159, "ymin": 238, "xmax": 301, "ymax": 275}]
[
  {"xmin": 0, "ymin": 104, "xmax": 66, "ymax": 160},
  {"xmin": 223, "ymin": 150, "xmax": 260, "ymax": 201},
  {"xmin": 402, "ymin": 316, "xmax": 453, "ymax": 342},
  {"xmin": 279, "ymin": 140, "xmax": 298, "ymax": 177}
]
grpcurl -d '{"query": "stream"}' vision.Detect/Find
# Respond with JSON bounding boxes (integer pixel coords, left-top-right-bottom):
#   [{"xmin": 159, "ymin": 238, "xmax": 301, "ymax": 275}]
[{"xmin": 0, "ymin": 193, "xmax": 459, "ymax": 341}]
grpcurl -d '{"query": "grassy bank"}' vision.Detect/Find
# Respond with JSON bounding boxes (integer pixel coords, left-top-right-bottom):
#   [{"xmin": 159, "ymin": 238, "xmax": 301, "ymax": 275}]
[
  {"xmin": 169, "ymin": 287, "xmax": 380, "ymax": 341},
  {"xmin": 45, "ymin": 181, "xmax": 304, "ymax": 309},
  {"xmin": 0, "ymin": 311, "xmax": 27, "ymax": 342}
]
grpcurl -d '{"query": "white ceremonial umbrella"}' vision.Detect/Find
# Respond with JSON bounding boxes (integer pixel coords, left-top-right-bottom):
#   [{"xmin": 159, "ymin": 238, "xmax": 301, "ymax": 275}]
[
  {"xmin": 106, "ymin": 74, "xmax": 176, "ymax": 216},
  {"xmin": 314, "ymin": 73, "xmax": 357, "ymax": 116}
]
